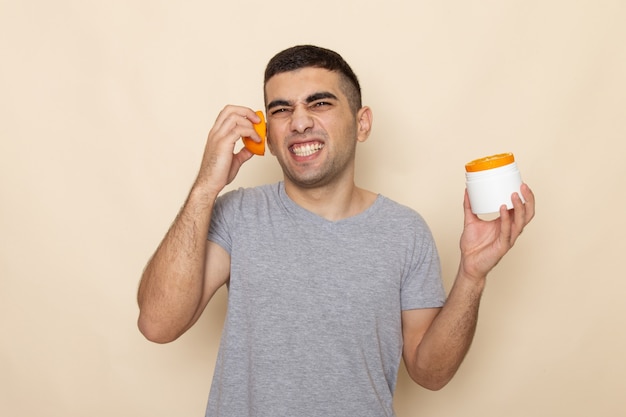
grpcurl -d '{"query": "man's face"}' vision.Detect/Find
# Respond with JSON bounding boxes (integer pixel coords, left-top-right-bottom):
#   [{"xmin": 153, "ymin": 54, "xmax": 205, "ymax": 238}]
[{"xmin": 264, "ymin": 67, "xmax": 364, "ymax": 189}]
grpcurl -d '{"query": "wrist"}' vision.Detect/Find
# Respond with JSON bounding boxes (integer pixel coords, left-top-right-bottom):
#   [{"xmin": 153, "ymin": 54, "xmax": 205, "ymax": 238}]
[
  {"xmin": 456, "ymin": 263, "xmax": 487, "ymax": 290},
  {"xmin": 187, "ymin": 181, "xmax": 221, "ymax": 211}
]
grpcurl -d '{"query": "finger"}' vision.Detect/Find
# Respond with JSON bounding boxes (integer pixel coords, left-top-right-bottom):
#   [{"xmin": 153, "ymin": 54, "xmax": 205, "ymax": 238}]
[
  {"xmin": 244, "ymin": 111, "xmax": 262, "ymax": 124},
  {"xmin": 212, "ymin": 106, "xmax": 259, "ymax": 138},
  {"xmin": 232, "ymin": 146, "xmax": 255, "ymax": 166},
  {"xmin": 232, "ymin": 109, "xmax": 265, "ymax": 143},
  {"xmin": 499, "ymin": 203, "xmax": 513, "ymax": 246},
  {"xmin": 222, "ymin": 147, "xmax": 255, "ymax": 185},
  {"xmin": 520, "ymin": 183, "xmax": 536, "ymax": 223},
  {"xmin": 212, "ymin": 114, "xmax": 261, "ymax": 149},
  {"xmin": 509, "ymin": 192, "xmax": 526, "ymax": 244},
  {"xmin": 214, "ymin": 105, "xmax": 258, "ymax": 126}
]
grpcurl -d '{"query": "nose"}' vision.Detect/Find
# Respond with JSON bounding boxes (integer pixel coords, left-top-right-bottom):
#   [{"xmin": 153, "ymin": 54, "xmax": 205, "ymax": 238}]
[{"xmin": 290, "ymin": 106, "xmax": 314, "ymax": 134}]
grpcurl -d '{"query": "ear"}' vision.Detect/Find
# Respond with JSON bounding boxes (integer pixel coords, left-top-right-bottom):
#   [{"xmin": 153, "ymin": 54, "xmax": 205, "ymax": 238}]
[{"xmin": 356, "ymin": 106, "xmax": 373, "ymax": 143}]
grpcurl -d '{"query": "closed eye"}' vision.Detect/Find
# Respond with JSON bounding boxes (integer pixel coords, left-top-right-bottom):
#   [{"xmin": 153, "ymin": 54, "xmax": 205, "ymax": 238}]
[
  {"xmin": 269, "ymin": 107, "xmax": 291, "ymax": 116},
  {"xmin": 307, "ymin": 100, "xmax": 335, "ymax": 112}
]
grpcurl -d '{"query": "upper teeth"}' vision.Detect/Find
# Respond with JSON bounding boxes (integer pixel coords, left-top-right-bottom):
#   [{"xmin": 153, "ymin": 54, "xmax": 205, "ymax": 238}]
[{"xmin": 292, "ymin": 143, "xmax": 324, "ymax": 157}]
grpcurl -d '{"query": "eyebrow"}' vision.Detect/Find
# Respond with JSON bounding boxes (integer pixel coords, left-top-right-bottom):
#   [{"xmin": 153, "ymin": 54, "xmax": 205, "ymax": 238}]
[{"xmin": 267, "ymin": 91, "xmax": 338, "ymax": 111}]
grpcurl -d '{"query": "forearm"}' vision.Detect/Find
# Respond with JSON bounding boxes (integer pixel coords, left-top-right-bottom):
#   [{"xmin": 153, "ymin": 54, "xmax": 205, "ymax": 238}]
[
  {"xmin": 407, "ymin": 185, "xmax": 534, "ymax": 389},
  {"xmin": 408, "ymin": 268, "xmax": 486, "ymax": 390},
  {"xmin": 137, "ymin": 185, "xmax": 216, "ymax": 343}
]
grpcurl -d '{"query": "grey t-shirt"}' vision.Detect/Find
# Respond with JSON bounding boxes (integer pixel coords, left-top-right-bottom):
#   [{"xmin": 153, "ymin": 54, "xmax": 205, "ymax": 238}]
[{"xmin": 206, "ymin": 182, "xmax": 446, "ymax": 417}]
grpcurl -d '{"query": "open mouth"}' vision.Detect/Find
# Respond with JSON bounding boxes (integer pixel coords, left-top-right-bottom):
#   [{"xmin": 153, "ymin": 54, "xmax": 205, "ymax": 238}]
[{"xmin": 290, "ymin": 142, "xmax": 325, "ymax": 157}]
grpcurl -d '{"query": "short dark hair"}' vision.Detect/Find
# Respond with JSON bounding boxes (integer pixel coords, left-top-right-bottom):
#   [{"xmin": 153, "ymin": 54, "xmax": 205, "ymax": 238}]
[{"xmin": 264, "ymin": 45, "xmax": 362, "ymax": 114}]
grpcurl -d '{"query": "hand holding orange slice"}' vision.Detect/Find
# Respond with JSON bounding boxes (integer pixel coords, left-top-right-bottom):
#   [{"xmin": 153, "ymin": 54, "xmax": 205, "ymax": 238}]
[{"xmin": 242, "ymin": 110, "xmax": 266, "ymax": 156}]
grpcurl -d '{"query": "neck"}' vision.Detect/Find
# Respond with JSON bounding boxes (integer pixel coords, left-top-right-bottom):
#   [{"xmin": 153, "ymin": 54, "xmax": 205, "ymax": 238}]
[{"xmin": 283, "ymin": 180, "xmax": 377, "ymax": 221}]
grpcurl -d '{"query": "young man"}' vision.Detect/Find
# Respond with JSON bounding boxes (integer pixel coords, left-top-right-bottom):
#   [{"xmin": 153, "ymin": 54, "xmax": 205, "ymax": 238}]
[{"xmin": 137, "ymin": 45, "xmax": 535, "ymax": 416}]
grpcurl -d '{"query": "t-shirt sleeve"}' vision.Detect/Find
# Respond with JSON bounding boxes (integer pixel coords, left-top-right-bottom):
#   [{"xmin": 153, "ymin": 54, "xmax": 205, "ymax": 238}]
[
  {"xmin": 207, "ymin": 190, "xmax": 238, "ymax": 255},
  {"xmin": 400, "ymin": 217, "xmax": 447, "ymax": 310}
]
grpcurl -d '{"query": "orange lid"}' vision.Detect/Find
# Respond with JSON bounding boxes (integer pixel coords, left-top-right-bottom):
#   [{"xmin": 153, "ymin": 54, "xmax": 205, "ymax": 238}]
[{"xmin": 465, "ymin": 153, "xmax": 515, "ymax": 172}]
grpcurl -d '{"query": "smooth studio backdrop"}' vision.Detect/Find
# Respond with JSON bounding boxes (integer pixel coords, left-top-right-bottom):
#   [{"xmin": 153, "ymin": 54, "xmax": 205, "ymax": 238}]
[{"xmin": 2, "ymin": 1, "xmax": 625, "ymax": 416}]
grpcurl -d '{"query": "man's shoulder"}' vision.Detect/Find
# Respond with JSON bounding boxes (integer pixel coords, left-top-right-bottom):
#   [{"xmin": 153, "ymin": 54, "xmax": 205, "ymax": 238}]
[
  {"xmin": 218, "ymin": 182, "xmax": 281, "ymax": 200},
  {"xmin": 377, "ymin": 194, "xmax": 423, "ymax": 216}
]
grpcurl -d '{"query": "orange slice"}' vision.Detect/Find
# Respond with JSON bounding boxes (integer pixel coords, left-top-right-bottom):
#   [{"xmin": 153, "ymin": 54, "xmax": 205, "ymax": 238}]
[
  {"xmin": 242, "ymin": 110, "xmax": 266, "ymax": 156},
  {"xmin": 465, "ymin": 152, "xmax": 515, "ymax": 172}
]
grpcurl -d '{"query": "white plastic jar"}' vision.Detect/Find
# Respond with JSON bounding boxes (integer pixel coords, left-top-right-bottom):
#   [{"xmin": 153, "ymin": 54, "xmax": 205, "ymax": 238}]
[{"xmin": 465, "ymin": 153, "xmax": 524, "ymax": 215}]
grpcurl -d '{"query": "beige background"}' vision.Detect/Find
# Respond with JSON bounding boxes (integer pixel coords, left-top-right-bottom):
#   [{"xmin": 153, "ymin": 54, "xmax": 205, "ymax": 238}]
[{"xmin": 2, "ymin": 1, "xmax": 625, "ymax": 416}]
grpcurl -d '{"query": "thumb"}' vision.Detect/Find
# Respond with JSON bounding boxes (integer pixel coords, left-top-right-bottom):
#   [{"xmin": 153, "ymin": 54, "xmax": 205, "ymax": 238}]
[{"xmin": 463, "ymin": 189, "xmax": 479, "ymax": 227}]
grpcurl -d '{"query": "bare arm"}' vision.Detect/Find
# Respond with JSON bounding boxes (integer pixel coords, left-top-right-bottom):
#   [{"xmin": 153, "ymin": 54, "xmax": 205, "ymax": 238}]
[
  {"xmin": 137, "ymin": 106, "xmax": 263, "ymax": 343},
  {"xmin": 403, "ymin": 184, "xmax": 536, "ymax": 390}
]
